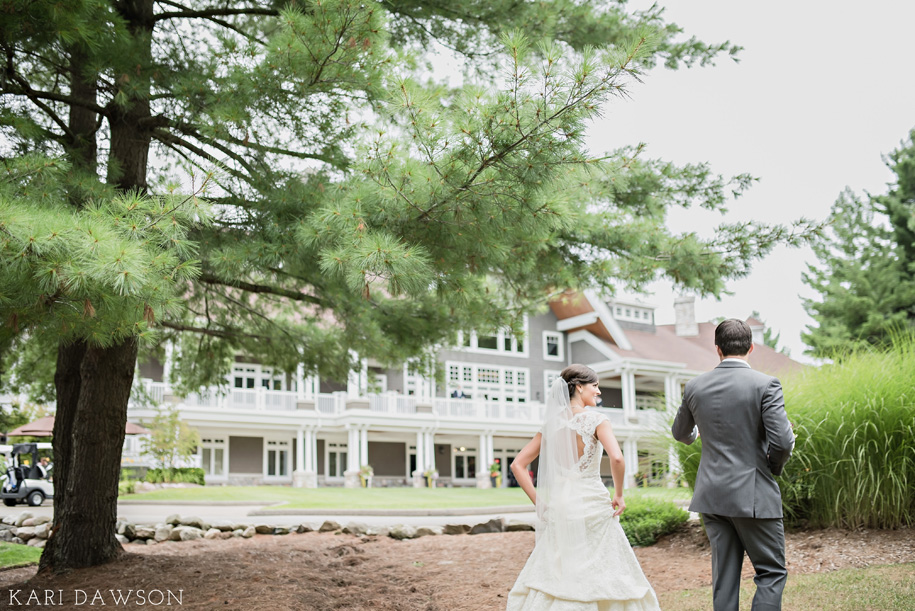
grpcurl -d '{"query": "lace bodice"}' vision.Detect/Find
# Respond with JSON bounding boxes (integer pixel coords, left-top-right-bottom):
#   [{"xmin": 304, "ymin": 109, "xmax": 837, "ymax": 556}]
[{"xmin": 567, "ymin": 411, "xmax": 607, "ymax": 473}]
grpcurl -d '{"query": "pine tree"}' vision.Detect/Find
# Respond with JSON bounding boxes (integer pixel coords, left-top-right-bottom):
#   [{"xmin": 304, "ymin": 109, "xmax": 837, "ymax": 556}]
[
  {"xmin": 803, "ymin": 130, "xmax": 915, "ymax": 356},
  {"xmin": 1, "ymin": 1, "xmax": 815, "ymax": 571}
]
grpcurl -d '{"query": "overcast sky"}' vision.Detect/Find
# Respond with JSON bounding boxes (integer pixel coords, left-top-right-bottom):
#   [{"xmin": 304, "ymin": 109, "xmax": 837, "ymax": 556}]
[{"xmin": 590, "ymin": 1, "xmax": 915, "ymax": 361}]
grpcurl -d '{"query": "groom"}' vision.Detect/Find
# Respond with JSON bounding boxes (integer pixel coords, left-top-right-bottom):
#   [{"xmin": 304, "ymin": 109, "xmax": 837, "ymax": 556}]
[{"xmin": 672, "ymin": 319, "xmax": 795, "ymax": 611}]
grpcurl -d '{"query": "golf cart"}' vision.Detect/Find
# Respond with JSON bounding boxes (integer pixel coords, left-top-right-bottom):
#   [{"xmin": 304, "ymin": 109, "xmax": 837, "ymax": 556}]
[{"xmin": 0, "ymin": 442, "xmax": 54, "ymax": 507}]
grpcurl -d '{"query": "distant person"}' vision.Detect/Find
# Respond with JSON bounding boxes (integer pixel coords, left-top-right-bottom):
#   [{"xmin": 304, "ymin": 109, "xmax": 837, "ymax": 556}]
[
  {"xmin": 506, "ymin": 364, "xmax": 660, "ymax": 609},
  {"xmin": 38, "ymin": 457, "xmax": 51, "ymax": 480},
  {"xmin": 451, "ymin": 386, "xmax": 468, "ymax": 398},
  {"xmin": 672, "ymin": 318, "xmax": 795, "ymax": 611}
]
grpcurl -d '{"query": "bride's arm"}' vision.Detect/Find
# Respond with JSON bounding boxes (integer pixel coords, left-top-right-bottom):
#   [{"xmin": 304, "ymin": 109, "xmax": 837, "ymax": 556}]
[
  {"xmin": 510, "ymin": 433, "xmax": 542, "ymax": 505},
  {"xmin": 596, "ymin": 421, "xmax": 626, "ymax": 516}
]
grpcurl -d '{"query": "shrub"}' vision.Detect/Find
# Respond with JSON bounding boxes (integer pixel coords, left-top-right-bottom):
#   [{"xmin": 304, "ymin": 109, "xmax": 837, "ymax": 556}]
[
  {"xmin": 145, "ymin": 467, "xmax": 205, "ymax": 486},
  {"xmin": 118, "ymin": 480, "xmax": 137, "ymax": 496},
  {"xmin": 619, "ymin": 496, "xmax": 689, "ymax": 547}
]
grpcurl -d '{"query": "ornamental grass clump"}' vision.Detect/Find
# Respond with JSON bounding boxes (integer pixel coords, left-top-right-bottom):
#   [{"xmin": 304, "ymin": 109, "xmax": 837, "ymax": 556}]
[{"xmin": 779, "ymin": 336, "xmax": 915, "ymax": 529}]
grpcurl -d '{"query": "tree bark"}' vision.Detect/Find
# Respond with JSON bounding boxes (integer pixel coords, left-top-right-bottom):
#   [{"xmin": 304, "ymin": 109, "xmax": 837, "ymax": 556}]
[{"xmin": 40, "ymin": 339, "xmax": 138, "ymax": 572}]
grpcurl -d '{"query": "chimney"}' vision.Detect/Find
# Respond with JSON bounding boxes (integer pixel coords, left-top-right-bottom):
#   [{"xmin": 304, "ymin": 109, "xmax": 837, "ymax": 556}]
[{"xmin": 674, "ymin": 296, "xmax": 699, "ymax": 337}]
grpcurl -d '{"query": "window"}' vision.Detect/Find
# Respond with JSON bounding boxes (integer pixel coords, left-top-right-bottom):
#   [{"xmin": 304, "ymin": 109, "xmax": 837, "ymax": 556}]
[
  {"xmin": 266, "ymin": 440, "xmax": 290, "ymax": 477},
  {"xmin": 200, "ymin": 438, "xmax": 226, "ymax": 477},
  {"xmin": 543, "ymin": 370, "xmax": 562, "ymax": 400},
  {"xmin": 445, "ymin": 362, "xmax": 530, "ymax": 402},
  {"xmin": 326, "ymin": 442, "xmax": 347, "ymax": 478},
  {"xmin": 456, "ymin": 319, "xmax": 529, "ymax": 357},
  {"xmin": 543, "ymin": 331, "xmax": 564, "ymax": 361}
]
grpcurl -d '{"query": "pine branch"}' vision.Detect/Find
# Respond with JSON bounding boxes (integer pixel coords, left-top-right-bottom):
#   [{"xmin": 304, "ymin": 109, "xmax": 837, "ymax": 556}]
[
  {"xmin": 198, "ymin": 273, "xmax": 324, "ymax": 306},
  {"xmin": 153, "ymin": 3, "xmax": 278, "ymax": 23},
  {"xmin": 159, "ymin": 320, "xmax": 273, "ymax": 341}
]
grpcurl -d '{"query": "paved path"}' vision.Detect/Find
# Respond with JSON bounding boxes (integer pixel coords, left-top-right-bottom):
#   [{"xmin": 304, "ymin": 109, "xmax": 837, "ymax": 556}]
[{"xmin": 0, "ymin": 501, "xmax": 538, "ymax": 529}]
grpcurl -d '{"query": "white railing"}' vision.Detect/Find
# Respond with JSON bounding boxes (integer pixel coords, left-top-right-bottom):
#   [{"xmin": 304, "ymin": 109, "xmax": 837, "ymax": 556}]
[
  {"xmin": 368, "ymin": 392, "xmax": 417, "ymax": 415},
  {"xmin": 128, "ymin": 379, "xmax": 665, "ymax": 427},
  {"xmin": 315, "ymin": 392, "xmax": 343, "ymax": 414}
]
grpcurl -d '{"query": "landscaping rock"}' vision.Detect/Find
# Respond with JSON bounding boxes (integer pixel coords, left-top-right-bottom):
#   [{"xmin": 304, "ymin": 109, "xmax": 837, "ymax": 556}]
[
  {"xmin": 218, "ymin": 531, "xmax": 234, "ymax": 540},
  {"xmin": 242, "ymin": 526, "xmax": 256, "ymax": 538},
  {"xmin": 31, "ymin": 515, "xmax": 51, "ymax": 526},
  {"xmin": 134, "ymin": 527, "xmax": 156, "ymax": 540},
  {"xmin": 443, "ymin": 523, "xmax": 471, "ymax": 535},
  {"xmin": 365, "ymin": 526, "xmax": 389, "ymax": 537},
  {"xmin": 145, "ymin": 539, "xmax": 157, "ymax": 546},
  {"xmin": 295, "ymin": 524, "xmax": 313, "ymax": 534},
  {"xmin": 209, "ymin": 520, "xmax": 235, "ymax": 532},
  {"xmin": 318, "ymin": 520, "xmax": 341, "ymax": 533},
  {"xmin": 116, "ymin": 534, "xmax": 129, "ymax": 544},
  {"xmin": 14, "ymin": 527, "xmax": 36, "ymax": 542},
  {"xmin": 165, "ymin": 514, "xmax": 181, "ymax": 525},
  {"xmin": 34, "ymin": 523, "xmax": 51, "ymax": 539},
  {"xmin": 232, "ymin": 529, "xmax": 245, "ymax": 538},
  {"xmin": 14, "ymin": 512, "xmax": 34, "ymax": 527},
  {"xmin": 274, "ymin": 526, "xmax": 290, "ymax": 536},
  {"xmin": 27, "ymin": 538, "xmax": 45, "ymax": 548},
  {"xmin": 342, "ymin": 522, "xmax": 369, "ymax": 536},
  {"xmin": 415, "ymin": 526, "xmax": 443, "ymax": 538},
  {"xmin": 254, "ymin": 524, "xmax": 274, "ymax": 535},
  {"xmin": 1, "ymin": 516, "xmax": 15, "ymax": 526},
  {"xmin": 505, "ymin": 520, "xmax": 535, "ymax": 532},
  {"xmin": 154, "ymin": 525, "xmax": 173, "ymax": 542},
  {"xmin": 124, "ymin": 523, "xmax": 138, "ymax": 540},
  {"xmin": 179, "ymin": 516, "xmax": 208, "ymax": 530},
  {"xmin": 204, "ymin": 528, "xmax": 222, "ymax": 540},
  {"xmin": 116, "ymin": 520, "xmax": 128, "ymax": 535},
  {"xmin": 469, "ymin": 518, "xmax": 504, "ymax": 535},
  {"xmin": 21, "ymin": 518, "xmax": 37, "ymax": 527},
  {"xmin": 10, "ymin": 537, "xmax": 24, "ymax": 545},
  {"xmin": 388, "ymin": 525, "xmax": 417, "ymax": 540},
  {"xmin": 0, "ymin": 529, "xmax": 13, "ymax": 542},
  {"xmin": 178, "ymin": 527, "xmax": 202, "ymax": 542}
]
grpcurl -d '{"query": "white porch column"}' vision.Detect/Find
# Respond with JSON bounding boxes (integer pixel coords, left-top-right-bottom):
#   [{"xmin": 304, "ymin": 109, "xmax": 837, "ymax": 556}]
[
  {"xmin": 623, "ymin": 439, "xmax": 639, "ymax": 489},
  {"xmin": 344, "ymin": 427, "xmax": 360, "ymax": 488},
  {"xmin": 310, "ymin": 429, "xmax": 318, "ymax": 476},
  {"xmin": 296, "ymin": 364, "xmax": 306, "ymax": 401},
  {"xmin": 424, "ymin": 431, "xmax": 436, "ymax": 474},
  {"xmin": 293, "ymin": 428, "xmax": 317, "ymax": 488},
  {"xmin": 664, "ymin": 374, "xmax": 682, "ymax": 412},
  {"xmin": 163, "ymin": 341, "xmax": 175, "ymax": 389},
  {"xmin": 360, "ymin": 428, "xmax": 369, "ymax": 468},
  {"xmin": 296, "ymin": 429, "xmax": 306, "ymax": 472},
  {"xmin": 621, "ymin": 369, "xmax": 637, "ymax": 423},
  {"xmin": 476, "ymin": 433, "xmax": 491, "ymax": 488}
]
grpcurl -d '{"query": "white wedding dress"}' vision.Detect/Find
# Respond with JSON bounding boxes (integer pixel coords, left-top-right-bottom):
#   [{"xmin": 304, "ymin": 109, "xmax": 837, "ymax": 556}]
[{"xmin": 507, "ymin": 411, "xmax": 661, "ymax": 611}]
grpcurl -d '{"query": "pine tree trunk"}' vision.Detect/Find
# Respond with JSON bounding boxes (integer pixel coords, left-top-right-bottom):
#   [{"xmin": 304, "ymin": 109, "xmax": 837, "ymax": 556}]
[
  {"xmin": 40, "ymin": 339, "xmax": 138, "ymax": 572},
  {"xmin": 40, "ymin": 5, "xmax": 152, "ymax": 571}
]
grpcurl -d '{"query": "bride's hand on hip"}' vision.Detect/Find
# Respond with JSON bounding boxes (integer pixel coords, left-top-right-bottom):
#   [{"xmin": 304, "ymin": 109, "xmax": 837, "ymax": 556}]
[{"xmin": 612, "ymin": 493, "xmax": 625, "ymax": 517}]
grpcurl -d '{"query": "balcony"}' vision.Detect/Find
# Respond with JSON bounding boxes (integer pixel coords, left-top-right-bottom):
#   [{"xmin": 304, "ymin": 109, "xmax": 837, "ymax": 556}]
[{"xmin": 128, "ymin": 381, "xmax": 665, "ymax": 429}]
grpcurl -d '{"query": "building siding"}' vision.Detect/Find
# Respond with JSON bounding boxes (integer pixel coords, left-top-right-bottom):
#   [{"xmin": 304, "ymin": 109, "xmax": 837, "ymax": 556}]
[{"xmin": 368, "ymin": 441, "xmax": 406, "ymax": 476}]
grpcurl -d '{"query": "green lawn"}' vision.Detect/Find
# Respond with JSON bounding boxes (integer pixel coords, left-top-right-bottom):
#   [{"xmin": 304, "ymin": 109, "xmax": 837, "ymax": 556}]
[
  {"xmin": 658, "ymin": 563, "xmax": 915, "ymax": 611},
  {"xmin": 0, "ymin": 541, "xmax": 42, "ymax": 569},
  {"xmin": 122, "ymin": 485, "xmax": 690, "ymax": 510}
]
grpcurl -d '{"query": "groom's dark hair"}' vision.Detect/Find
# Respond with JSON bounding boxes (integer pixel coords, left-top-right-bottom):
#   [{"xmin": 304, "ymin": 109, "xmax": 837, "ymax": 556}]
[{"xmin": 715, "ymin": 319, "xmax": 753, "ymax": 356}]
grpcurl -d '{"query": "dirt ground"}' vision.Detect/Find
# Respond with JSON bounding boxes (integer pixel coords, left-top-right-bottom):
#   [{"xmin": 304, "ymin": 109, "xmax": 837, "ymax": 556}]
[{"xmin": 1, "ymin": 524, "xmax": 913, "ymax": 610}]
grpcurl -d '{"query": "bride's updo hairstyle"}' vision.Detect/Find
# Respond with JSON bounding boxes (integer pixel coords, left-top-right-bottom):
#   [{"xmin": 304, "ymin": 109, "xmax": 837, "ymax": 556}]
[{"xmin": 560, "ymin": 364, "xmax": 598, "ymax": 400}]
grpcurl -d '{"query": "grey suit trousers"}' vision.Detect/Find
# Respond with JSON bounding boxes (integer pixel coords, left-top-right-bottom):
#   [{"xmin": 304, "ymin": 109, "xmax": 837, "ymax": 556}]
[{"xmin": 703, "ymin": 513, "xmax": 787, "ymax": 611}]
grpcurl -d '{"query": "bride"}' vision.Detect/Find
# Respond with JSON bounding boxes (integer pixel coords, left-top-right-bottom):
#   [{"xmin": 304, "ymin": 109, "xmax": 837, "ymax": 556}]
[{"xmin": 507, "ymin": 364, "xmax": 661, "ymax": 610}]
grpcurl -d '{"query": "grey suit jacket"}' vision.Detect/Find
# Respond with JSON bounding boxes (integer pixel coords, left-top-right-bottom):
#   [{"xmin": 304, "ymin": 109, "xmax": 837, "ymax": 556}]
[{"xmin": 671, "ymin": 360, "xmax": 794, "ymax": 519}]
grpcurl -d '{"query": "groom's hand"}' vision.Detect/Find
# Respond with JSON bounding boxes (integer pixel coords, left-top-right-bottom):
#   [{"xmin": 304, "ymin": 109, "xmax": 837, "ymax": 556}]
[{"xmin": 612, "ymin": 493, "xmax": 625, "ymax": 517}]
